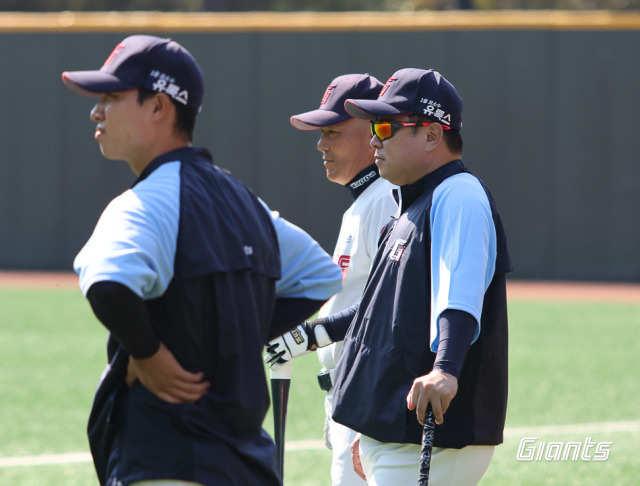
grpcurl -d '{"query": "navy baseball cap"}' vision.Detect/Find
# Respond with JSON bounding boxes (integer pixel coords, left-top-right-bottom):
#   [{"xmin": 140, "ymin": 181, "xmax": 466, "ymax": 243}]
[
  {"xmin": 345, "ymin": 68, "xmax": 462, "ymax": 131},
  {"xmin": 62, "ymin": 35, "xmax": 204, "ymax": 114},
  {"xmin": 290, "ymin": 74, "xmax": 383, "ymax": 130}
]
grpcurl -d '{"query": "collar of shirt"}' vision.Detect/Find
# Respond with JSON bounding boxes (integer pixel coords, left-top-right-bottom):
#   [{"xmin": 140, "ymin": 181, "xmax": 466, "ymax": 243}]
[
  {"xmin": 134, "ymin": 147, "xmax": 213, "ymax": 187},
  {"xmin": 347, "ymin": 164, "xmax": 380, "ymax": 201},
  {"xmin": 398, "ymin": 159, "xmax": 466, "ymax": 213}
]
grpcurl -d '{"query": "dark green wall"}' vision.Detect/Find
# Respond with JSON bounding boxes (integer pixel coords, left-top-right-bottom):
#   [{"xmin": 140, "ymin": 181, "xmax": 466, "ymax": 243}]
[{"xmin": 1, "ymin": 29, "xmax": 639, "ymax": 281}]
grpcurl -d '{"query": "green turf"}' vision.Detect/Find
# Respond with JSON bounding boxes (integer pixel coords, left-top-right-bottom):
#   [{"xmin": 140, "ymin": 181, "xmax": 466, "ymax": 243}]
[
  {"xmin": 478, "ymin": 299, "xmax": 640, "ymax": 486},
  {"xmin": 0, "ymin": 289, "xmax": 106, "ymax": 458},
  {"xmin": 0, "ymin": 289, "xmax": 638, "ymax": 485},
  {"xmin": 481, "ymin": 430, "xmax": 640, "ymax": 486}
]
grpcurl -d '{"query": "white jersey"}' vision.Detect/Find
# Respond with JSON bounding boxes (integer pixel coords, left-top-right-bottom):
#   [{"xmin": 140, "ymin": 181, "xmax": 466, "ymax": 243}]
[{"xmin": 317, "ymin": 174, "xmax": 397, "ymax": 370}]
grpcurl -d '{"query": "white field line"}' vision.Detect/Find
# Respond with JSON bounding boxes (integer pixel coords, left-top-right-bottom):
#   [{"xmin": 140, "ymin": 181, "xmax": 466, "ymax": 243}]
[
  {"xmin": 503, "ymin": 420, "xmax": 640, "ymax": 438},
  {"xmin": 0, "ymin": 451, "xmax": 92, "ymax": 468},
  {"xmin": 1, "ymin": 420, "xmax": 638, "ymax": 468}
]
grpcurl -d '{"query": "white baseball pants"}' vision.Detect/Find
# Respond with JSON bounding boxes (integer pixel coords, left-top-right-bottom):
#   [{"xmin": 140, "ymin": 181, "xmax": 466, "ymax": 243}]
[{"xmin": 359, "ymin": 434, "xmax": 494, "ymax": 486}]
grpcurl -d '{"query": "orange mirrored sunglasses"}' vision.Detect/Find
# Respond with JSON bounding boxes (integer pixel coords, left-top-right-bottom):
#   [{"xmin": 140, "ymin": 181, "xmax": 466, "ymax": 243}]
[{"xmin": 370, "ymin": 120, "xmax": 450, "ymax": 141}]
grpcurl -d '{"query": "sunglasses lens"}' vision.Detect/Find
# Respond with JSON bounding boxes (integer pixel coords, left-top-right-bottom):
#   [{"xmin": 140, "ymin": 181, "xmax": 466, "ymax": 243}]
[{"xmin": 373, "ymin": 122, "xmax": 393, "ymax": 141}]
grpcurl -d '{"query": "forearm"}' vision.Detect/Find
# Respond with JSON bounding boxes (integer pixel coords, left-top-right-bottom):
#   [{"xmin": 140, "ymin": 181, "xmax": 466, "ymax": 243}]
[
  {"xmin": 432, "ymin": 309, "xmax": 477, "ymax": 379},
  {"xmin": 264, "ymin": 302, "xmax": 358, "ymax": 367},
  {"xmin": 313, "ymin": 303, "xmax": 359, "ymax": 342},
  {"xmin": 87, "ymin": 281, "xmax": 160, "ymax": 359},
  {"xmin": 268, "ymin": 297, "xmax": 327, "ymax": 341}
]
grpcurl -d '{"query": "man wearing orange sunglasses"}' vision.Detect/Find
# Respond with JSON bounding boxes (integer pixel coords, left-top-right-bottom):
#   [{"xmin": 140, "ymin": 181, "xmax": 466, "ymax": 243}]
[
  {"xmin": 286, "ymin": 74, "xmax": 398, "ymax": 486},
  {"xmin": 267, "ymin": 68, "xmax": 512, "ymax": 485}
]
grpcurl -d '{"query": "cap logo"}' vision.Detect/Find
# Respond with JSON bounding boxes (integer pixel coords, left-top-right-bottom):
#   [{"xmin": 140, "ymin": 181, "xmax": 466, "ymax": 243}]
[
  {"xmin": 150, "ymin": 70, "xmax": 188, "ymax": 106},
  {"xmin": 320, "ymin": 85, "xmax": 335, "ymax": 105},
  {"xmin": 420, "ymin": 98, "xmax": 451, "ymax": 126},
  {"xmin": 379, "ymin": 77, "xmax": 397, "ymax": 97},
  {"xmin": 103, "ymin": 43, "xmax": 125, "ymax": 67}
]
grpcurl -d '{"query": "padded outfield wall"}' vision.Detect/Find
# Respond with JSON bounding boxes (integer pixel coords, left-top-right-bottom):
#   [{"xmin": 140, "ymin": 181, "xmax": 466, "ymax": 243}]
[{"xmin": 0, "ymin": 11, "xmax": 639, "ymax": 282}]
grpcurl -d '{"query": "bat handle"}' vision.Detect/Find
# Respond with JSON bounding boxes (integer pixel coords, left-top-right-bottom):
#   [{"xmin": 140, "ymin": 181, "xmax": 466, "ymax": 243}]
[
  {"xmin": 418, "ymin": 404, "xmax": 435, "ymax": 486},
  {"xmin": 270, "ymin": 359, "xmax": 292, "ymax": 379},
  {"xmin": 270, "ymin": 360, "xmax": 292, "ymax": 485}
]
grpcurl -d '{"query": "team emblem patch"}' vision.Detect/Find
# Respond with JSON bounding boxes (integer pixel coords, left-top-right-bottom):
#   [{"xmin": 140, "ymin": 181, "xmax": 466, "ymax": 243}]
[
  {"xmin": 321, "ymin": 85, "xmax": 336, "ymax": 105},
  {"xmin": 380, "ymin": 77, "xmax": 398, "ymax": 97},
  {"xmin": 103, "ymin": 43, "xmax": 124, "ymax": 67},
  {"xmin": 389, "ymin": 239, "xmax": 407, "ymax": 262}
]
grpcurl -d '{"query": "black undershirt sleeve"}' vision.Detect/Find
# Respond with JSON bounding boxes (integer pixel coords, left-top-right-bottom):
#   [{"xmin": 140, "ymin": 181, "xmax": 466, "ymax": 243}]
[
  {"xmin": 432, "ymin": 308, "xmax": 478, "ymax": 379},
  {"xmin": 313, "ymin": 303, "xmax": 359, "ymax": 342},
  {"xmin": 86, "ymin": 281, "xmax": 160, "ymax": 359},
  {"xmin": 268, "ymin": 297, "xmax": 327, "ymax": 342}
]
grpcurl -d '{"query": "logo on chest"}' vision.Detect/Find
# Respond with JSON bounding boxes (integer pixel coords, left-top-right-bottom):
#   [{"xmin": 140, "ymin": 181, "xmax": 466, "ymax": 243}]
[
  {"xmin": 389, "ymin": 239, "xmax": 407, "ymax": 262},
  {"xmin": 336, "ymin": 255, "xmax": 351, "ymax": 281}
]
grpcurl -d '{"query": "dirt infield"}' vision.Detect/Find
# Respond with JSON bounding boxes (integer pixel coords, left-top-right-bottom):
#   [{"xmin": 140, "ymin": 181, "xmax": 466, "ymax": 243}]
[
  {"xmin": 0, "ymin": 271, "xmax": 79, "ymax": 289},
  {"xmin": 0, "ymin": 271, "xmax": 638, "ymax": 303},
  {"xmin": 507, "ymin": 280, "xmax": 640, "ymax": 303}
]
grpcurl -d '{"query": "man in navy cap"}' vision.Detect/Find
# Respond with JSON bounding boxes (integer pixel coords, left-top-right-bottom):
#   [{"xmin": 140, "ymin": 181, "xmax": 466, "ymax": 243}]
[
  {"xmin": 266, "ymin": 68, "xmax": 512, "ymax": 485},
  {"xmin": 285, "ymin": 74, "xmax": 397, "ymax": 486},
  {"xmin": 63, "ymin": 35, "xmax": 342, "ymax": 486}
]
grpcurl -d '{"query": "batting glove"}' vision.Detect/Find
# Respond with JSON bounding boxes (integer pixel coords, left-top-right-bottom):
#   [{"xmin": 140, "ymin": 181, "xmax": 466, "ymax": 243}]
[{"xmin": 264, "ymin": 321, "xmax": 333, "ymax": 368}]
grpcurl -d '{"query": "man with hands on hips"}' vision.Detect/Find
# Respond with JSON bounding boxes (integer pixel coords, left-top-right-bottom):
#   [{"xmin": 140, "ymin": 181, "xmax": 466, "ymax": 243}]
[
  {"xmin": 267, "ymin": 67, "xmax": 512, "ymax": 486},
  {"xmin": 64, "ymin": 35, "xmax": 341, "ymax": 486}
]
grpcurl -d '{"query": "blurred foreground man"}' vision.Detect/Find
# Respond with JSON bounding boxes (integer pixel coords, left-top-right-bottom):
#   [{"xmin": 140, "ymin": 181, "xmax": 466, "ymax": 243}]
[{"xmin": 63, "ymin": 35, "xmax": 341, "ymax": 486}]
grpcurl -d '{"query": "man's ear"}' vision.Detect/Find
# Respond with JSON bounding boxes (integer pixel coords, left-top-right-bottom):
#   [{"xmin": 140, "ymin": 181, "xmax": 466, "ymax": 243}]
[
  {"xmin": 424, "ymin": 123, "xmax": 444, "ymax": 151},
  {"xmin": 150, "ymin": 93, "xmax": 173, "ymax": 119}
]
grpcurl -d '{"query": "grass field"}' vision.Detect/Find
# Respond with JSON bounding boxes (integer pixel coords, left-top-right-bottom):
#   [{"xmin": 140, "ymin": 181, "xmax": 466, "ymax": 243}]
[{"xmin": 0, "ymin": 287, "xmax": 639, "ymax": 485}]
